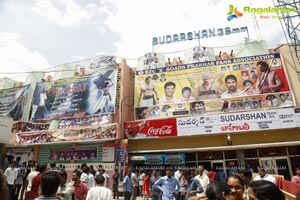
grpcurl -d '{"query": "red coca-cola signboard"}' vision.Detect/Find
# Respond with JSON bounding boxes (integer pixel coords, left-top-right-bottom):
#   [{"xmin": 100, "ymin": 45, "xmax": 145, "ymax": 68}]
[{"xmin": 124, "ymin": 119, "xmax": 177, "ymax": 139}]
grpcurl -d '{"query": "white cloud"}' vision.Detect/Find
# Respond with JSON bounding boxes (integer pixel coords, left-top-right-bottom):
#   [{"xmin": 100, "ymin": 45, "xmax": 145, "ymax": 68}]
[
  {"xmin": 104, "ymin": 0, "xmax": 286, "ymax": 62},
  {"xmin": 0, "ymin": 32, "xmax": 51, "ymax": 81},
  {"xmin": 0, "ymin": 0, "xmax": 289, "ymax": 81},
  {"xmin": 31, "ymin": 0, "xmax": 98, "ymax": 27}
]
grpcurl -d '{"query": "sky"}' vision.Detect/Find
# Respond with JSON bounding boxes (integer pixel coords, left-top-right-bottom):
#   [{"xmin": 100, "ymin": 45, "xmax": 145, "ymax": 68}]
[{"xmin": 0, "ymin": 0, "xmax": 290, "ymax": 81}]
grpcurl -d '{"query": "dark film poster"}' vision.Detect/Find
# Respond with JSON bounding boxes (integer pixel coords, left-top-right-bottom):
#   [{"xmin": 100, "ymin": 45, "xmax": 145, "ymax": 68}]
[
  {"xmin": 0, "ymin": 85, "xmax": 30, "ymax": 121},
  {"xmin": 30, "ymin": 69, "xmax": 118, "ymax": 120}
]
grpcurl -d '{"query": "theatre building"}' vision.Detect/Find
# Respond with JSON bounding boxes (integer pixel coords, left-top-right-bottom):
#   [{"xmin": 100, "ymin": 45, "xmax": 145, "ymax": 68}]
[
  {"xmin": 1, "ymin": 57, "xmax": 133, "ymax": 183},
  {"xmin": 126, "ymin": 42, "xmax": 300, "ymax": 180}
]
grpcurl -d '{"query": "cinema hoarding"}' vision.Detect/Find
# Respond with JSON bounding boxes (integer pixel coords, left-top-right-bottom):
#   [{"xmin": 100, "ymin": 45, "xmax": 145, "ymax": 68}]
[{"xmin": 134, "ymin": 53, "xmax": 292, "ymax": 120}]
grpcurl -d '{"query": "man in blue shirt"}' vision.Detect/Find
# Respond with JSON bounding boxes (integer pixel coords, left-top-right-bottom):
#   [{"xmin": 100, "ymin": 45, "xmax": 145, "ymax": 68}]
[
  {"xmin": 182, "ymin": 170, "xmax": 203, "ymax": 199},
  {"xmin": 154, "ymin": 167, "xmax": 181, "ymax": 200},
  {"xmin": 123, "ymin": 171, "xmax": 132, "ymax": 200}
]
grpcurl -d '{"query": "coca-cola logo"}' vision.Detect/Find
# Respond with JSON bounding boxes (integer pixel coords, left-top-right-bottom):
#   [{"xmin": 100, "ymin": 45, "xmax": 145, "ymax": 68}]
[{"xmin": 147, "ymin": 125, "xmax": 173, "ymax": 136}]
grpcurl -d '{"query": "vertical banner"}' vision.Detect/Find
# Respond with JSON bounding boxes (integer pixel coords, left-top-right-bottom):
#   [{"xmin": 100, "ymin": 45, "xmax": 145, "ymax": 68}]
[
  {"xmin": 115, "ymin": 139, "xmax": 128, "ymax": 181},
  {"xmin": 102, "ymin": 143, "xmax": 115, "ymax": 162}
]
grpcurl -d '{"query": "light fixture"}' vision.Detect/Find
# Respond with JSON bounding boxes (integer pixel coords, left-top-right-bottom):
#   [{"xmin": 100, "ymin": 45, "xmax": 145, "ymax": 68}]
[{"xmin": 227, "ymin": 133, "xmax": 232, "ymax": 145}]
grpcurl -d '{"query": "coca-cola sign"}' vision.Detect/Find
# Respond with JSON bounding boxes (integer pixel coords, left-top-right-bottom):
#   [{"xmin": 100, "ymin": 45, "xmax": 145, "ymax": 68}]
[
  {"xmin": 124, "ymin": 119, "xmax": 177, "ymax": 139},
  {"xmin": 147, "ymin": 125, "xmax": 173, "ymax": 136}
]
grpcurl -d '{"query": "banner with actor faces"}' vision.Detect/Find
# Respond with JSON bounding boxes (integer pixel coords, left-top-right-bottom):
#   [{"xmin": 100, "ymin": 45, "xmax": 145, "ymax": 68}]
[
  {"xmin": 16, "ymin": 123, "xmax": 117, "ymax": 145},
  {"xmin": 49, "ymin": 146, "xmax": 98, "ymax": 161},
  {"xmin": 134, "ymin": 53, "xmax": 292, "ymax": 120}
]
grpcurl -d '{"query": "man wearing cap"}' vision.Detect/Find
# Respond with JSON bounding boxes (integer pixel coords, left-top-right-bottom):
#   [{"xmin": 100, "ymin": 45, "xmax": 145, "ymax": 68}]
[{"xmin": 154, "ymin": 167, "xmax": 181, "ymax": 200}]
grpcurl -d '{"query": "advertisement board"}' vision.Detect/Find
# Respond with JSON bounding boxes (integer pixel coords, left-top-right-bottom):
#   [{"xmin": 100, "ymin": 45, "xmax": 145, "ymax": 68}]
[{"xmin": 134, "ymin": 53, "xmax": 292, "ymax": 120}]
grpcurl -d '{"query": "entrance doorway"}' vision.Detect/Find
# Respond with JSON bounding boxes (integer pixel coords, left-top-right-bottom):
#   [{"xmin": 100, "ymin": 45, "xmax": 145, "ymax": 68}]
[{"xmin": 259, "ymin": 156, "xmax": 292, "ymax": 180}]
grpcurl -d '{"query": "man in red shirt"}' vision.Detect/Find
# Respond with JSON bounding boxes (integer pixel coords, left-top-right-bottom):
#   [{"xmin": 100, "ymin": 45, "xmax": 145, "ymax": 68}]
[
  {"xmin": 208, "ymin": 167, "xmax": 217, "ymax": 182},
  {"xmin": 29, "ymin": 163, "xmax": 47, "ymax": 200},
  {"xmin": 72, "ymin": 170, "xmax": 89, "ymax": 200}
]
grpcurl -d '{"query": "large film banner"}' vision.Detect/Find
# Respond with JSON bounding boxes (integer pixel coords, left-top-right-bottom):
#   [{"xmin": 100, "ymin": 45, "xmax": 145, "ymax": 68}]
[
  {"xmin": 16, "ymin": 123, "xmax": 117, "ymax": 145},
  {"xmin": 30, "ymin": 69, "xmax": 118, "ymax": 120},
  {"xmin": 134, "ymin": 53, "xmax": 291, "ymax": 120},
  {"xmin": 0, "ymin": 85, "xmax": 30, "ymax": 121}
]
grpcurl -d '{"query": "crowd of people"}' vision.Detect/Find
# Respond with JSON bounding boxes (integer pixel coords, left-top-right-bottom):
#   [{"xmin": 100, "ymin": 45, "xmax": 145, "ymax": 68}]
[
  {"xmin": 0, "ymin": 154, "xmax": 115, "ymax": 200},
  {"xmin": 122, "ymin": 165, "xmax": 290, "ymax": 200},
  {"xmin": 1, "ymin": 153, "xmax": 300, "ymax": 200}
]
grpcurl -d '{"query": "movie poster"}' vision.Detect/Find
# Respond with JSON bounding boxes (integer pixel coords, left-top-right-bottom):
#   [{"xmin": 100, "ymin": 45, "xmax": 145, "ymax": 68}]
[
  {"xmin": 0, "ymin": 85, "xmax": 30, "ymax": 121},
  {"xmin": 30, "ymin": 69, "xmax": 118, "ymax": 120}
]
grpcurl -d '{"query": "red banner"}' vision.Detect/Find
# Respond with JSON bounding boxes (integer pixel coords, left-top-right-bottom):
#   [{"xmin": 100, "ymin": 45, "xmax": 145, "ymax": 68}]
[{"xmin": 124, "ymin": 118, "xmax": 177, "ymax": 139}]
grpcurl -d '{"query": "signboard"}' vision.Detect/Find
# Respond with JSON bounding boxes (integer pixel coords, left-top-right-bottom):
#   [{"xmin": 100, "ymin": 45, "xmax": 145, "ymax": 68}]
[
  {"xmin": 164, "ymin": 154, "xmax": 185, "ymax": 165},
  {"xmin": 124, "ymin": 118, "xmax": 177, "ymax": 139},
  {"xmin": 30, "ymin": 68, "xmax": 118, "ymax": 120},
  {"xmin": 152, "ymin": 26, "xmax": 248, "ymax": 46},
  {"xmin": 144, "ymin": 154, "xmax": 164, "ymax": 165},
  {"xmin": 102, "ymin": 143, "xmax": 115, "ymax": 162},
  {"xmin": 134, "ymin": 53, "xmax": 292, "ymax": 120},
  {"xmin": 0, "ymin": 85, "xmax": 30, "ymax": 121},
  {"xmin": 294, "ymin": 108, "xmax": 300, "ymax": 127},
  {"xmin": 177, "ymin": 108, "xmax": 297, "ymax": 135}
]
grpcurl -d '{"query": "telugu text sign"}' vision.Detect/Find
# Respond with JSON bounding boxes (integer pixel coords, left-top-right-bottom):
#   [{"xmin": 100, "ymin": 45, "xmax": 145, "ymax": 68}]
[{"xmin": 177, "ymin": 108, "xmax": 297, "ymax": 136}]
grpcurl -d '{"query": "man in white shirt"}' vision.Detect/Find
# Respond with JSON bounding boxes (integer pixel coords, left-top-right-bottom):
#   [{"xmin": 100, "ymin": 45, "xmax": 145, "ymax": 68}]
[
  {"xmin": 57, "ymin": 170, "xmax": 72, "ymax": 200},
  {"xmin": 174, "ymin": 166, "xmax": 183, "ymax": 200},
  {"xmin": 131, "ymin": 170, "xmax": 139, "ymax": 200},
  {"xmin": 80, "ymin": 166, "xmax": 89, "ymax": 185},
  {"xmin": 88, "ymin": 171, "xmax": 95, "ymax": 189},
  {"xmin": 279, "ymin": 93, "xmax": 293, "ymax": 107},
  {"xmin": 87, "ymin": 175, "xmax": 112, "ymax": 200},
  {"xmin": 195, "ymin": 165, "xmax": 210, "ymax": 197},
  {"xmin": 4, "ymin": 161, "xmax": 18, "ymax": 200},
  {"xmin": 253, "ymin": 167, "xmax": 276, "ymax": 184}
]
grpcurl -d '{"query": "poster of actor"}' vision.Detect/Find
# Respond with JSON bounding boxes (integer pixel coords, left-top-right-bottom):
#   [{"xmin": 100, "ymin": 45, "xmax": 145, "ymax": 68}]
[
  {"xmin": 115, "ymin": 139, "xmax": 128, "ymax": 181},
  {"xmin": 30, "ymin": 80, "xmax": 49, "ymax": 120},
  {"xmin": 256, "ymin": 59, "xmax": 289, "ymax": 94},
  {"xmin": 87, "ymin": 69, "xmax": 118, "ymax": 115}
]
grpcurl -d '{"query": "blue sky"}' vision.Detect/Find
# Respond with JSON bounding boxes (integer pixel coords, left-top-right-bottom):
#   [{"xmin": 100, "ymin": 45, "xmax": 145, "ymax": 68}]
[{"xmin": 0, "ymin": 0, "xmax": 288, "ymax": 81}]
